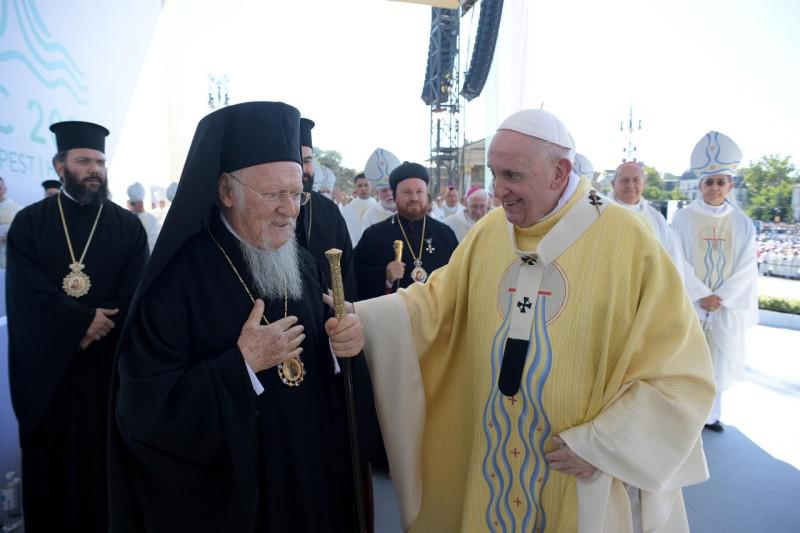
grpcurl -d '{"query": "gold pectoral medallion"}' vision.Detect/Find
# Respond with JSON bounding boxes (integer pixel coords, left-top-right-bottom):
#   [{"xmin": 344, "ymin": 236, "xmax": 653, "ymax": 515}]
[
  {"xmin": 278, "ymin": 357, "xmax": 306, "ymax": 387},
  {"xmin": 208, "ymin": 228, "xmax": 306, "ymax": 388},
  {"xmin": 411, "ymin": 260, "xmax": 428, "ymax": 283},
  {"xmin": 63, "ymin": 262, "xmax": 92, "ymax": 297},
  {"xmin": 57, "ymin": 194, "xmax": 103, "ymax": 299},
  {"xmin": 397, "ymin": 215, "xmax": 429, "ymax": 283}
]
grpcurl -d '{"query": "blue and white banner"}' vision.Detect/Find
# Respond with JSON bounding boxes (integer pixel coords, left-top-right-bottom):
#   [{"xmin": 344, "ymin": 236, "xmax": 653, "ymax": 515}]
[{"xmin": 0, "ymin": 0, "xmax": 161, "ymax": 206}]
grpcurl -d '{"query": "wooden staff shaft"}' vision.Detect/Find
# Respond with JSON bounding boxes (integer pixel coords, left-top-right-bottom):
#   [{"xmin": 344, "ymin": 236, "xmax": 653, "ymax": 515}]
[{"xmin": 324, "ymin": 248, "xmax": 367, "ymax": 532}]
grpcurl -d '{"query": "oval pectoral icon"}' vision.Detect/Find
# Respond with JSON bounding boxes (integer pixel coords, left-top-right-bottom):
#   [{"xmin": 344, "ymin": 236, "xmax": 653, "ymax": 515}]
[{"xmin": 278, "ymin": 357, "xmax": 306, "ymax": 387}]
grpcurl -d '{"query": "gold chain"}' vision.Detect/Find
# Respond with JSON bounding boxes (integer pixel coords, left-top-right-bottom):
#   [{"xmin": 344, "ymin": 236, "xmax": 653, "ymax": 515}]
[
  {"xmin": 395, "ymin": 214, "xmax": 426, "ymax": 263},
  {"xmin": 207, "ymin": 228, "xmax": 287, "ymax": 324},
  {"xmin": 57, "ymin": 192, "xmax": 104, "ymax": 265}
]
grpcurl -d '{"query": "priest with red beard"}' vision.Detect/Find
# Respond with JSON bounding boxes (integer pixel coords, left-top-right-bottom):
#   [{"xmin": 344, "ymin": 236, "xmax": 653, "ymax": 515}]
[
  {"xmin": 6, "ymin": 121, "xmax": 149, "ymax": 532},
  {"xmin": 354, "ymin": 162, "xmax": 458, "ymax": 299}
]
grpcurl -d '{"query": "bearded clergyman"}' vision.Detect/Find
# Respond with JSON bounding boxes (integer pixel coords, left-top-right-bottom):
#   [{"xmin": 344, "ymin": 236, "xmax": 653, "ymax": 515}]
[
  {"xmin": 6, "ymin": 120, "xmax": 149, "ymax": 532},
  {"xmin": 107, "ymin": 101, "xmax": 364, "ymax": 532}
]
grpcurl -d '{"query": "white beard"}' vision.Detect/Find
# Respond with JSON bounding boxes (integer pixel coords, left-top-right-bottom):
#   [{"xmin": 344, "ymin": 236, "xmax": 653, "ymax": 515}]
[{"xmin": 238, "ymin": 234, "xmax": 304, "ymax": 300}]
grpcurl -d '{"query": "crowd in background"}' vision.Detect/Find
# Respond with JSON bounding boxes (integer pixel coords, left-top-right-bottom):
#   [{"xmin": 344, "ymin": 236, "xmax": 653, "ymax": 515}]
[{"xmin": 757, "ymin": 222, "xmax": 800, "ymax": 279}]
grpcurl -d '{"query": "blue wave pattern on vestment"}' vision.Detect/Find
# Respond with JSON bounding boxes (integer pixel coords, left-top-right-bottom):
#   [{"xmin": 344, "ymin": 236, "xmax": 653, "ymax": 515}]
[
  {"xmin": 483, "ymin": 289, "xmax": 554, "ymax": 532},
  {"xmin": 702, "ymin": 227, "xmax": 727, "ymax": 292},
  {"xmin": 482, "ymin": 291, "xmax": 516, "ymax": 532}
]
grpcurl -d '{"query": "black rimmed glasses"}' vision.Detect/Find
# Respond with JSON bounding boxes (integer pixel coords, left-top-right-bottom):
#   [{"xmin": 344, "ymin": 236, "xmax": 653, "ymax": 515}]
[{"xmin": 228, "ymin": 173, "xmax": 310, "ymax": 206}]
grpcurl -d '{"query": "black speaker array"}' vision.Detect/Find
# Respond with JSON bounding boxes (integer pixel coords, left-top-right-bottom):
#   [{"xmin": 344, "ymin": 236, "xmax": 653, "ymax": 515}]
[
  {"xmin": 461, "ymin": 0, "xmax": 504, "ymax": 101},
  {"xmin": 421, "ymin": 8, "xmax": 459, "ymax": 106}
]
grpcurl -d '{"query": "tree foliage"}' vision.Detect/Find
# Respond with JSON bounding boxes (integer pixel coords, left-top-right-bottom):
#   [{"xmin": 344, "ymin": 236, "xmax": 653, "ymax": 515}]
[
  {"xmin": 313, "ymin": 148, "xmax": 358, "ymax": 195},
  {"xmin": 643, "ymin": 165, "xmax": 687, "ymax": 201},
  {"xmin": 643, "ymin": 166, "xmax": 667, "ymax": 201},
  {"xmin": 742, "ymin": 155, "xmax": 799, "ymax": 222}
]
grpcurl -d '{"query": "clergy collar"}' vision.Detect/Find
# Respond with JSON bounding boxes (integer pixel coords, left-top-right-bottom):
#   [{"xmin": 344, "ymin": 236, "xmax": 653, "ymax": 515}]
[
  {"xmin": 688, "ymin": 198, "xmax": 733, "ymax": 218},
  {"xmin": 60, "ymin": 189, "xmax": 79, "ymax": 204},
  {"xmin": 608, "ymin": 189, "xmax": 645, "ymax": 213},
  {"xmin": 533, "ymin": 171, "xmax": 580, "ymax": 224},
  {"xmin": 395, "ymin": 213, "xmax": 426, "ymax": 227},
  {"xmin": 699, "ymin": 198, "xmax": 728, "ymax": 213}
]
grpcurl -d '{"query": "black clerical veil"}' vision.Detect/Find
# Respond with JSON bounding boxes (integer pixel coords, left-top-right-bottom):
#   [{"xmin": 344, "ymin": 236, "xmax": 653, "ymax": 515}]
[
  {"xmin": 300, "ymin": 117, "xmax": 315, "ymax": 192},
  {"xmin": 300, "ymin": 117, "xmax": 315, "ymax": 150},
  {"xmin": 137, "ymin": 101, "xmax": 301, "ymax": 305},
  {"xmin": 108, "ymin": 101, "xmax": 303, "ymax": 531}
]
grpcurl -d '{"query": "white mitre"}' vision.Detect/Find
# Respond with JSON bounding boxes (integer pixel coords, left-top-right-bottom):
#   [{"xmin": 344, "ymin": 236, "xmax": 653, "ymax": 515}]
[
  {"xmin": 573, "ymin": 152, "xmax": 594, "ymax": 179},
  {"xmin": 127, "ymin": 182, "xmax": 145, "ymax": 202},
  {"xmin": 690, "ymin": 131, "xmax": 742, "ymax": 179},
  {"xmin": 364, "ymin": 148, "xmax": 401, "ymax": 188},
  {"xmin": 313, "ymin": 163, "xmax": 337, "ymax": 192},
  {"xmin": 166, "ymin": 182, "xmax": 178, "ymax": 202}
]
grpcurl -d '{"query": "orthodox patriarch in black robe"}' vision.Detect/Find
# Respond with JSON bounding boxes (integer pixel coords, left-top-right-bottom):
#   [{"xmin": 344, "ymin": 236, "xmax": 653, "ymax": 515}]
[
  {"xmin": 108, "ymin": 102, "xmax": 357, "ymax": 532},
  {"xmin": 6, "ymin": 192, "xmax": 148, "ymax": 532},
  {"xmin": 114, "ymin": 213, "xmax": 353, "ymax": 532}
]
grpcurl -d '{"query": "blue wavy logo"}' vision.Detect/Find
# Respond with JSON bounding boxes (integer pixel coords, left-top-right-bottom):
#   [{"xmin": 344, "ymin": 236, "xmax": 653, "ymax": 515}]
[
  {"xmin": 0, "ymin": 0, "xmax": 88, "ymax": 105},
  {"xmin": 702, "ymin": 226, "xmax": 727, "ymax": 292}
]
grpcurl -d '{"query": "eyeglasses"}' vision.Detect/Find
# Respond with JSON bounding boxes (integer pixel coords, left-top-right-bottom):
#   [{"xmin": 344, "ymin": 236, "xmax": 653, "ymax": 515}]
[
  {"xmin": 702, "ymin": 178, "xmax": 730, "ymax": 187},
  {"xmin": 228, "ymin": 173, "xmax": 310, "ymax": 206}
]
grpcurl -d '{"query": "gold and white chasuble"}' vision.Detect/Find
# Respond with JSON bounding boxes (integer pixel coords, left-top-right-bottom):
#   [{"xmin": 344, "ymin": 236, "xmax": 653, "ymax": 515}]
[{"xmin": 356, "ymin": 179, "xmax": 715, "ymax": 533}]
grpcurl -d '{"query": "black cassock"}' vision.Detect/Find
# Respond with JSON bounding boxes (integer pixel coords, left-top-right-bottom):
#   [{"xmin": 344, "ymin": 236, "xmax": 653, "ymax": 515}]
[
  {"xmin": 109, "ymin": 212, "xmax": 355, "ymax": 532},
  {"xmin": 296, "ymin": 191, "xmax": 357, "ymax": 301},
  {"xmin": 354, "ymin": 213, "xmax": 459, "ymax": 300},
  {"xmin": 5, "ymin": 193, "xmax": 148, "ymax": 532}
]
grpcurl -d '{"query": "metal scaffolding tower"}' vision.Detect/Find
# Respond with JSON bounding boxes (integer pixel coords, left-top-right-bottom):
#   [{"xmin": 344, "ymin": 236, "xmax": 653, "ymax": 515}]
[{"xmin": 424, "ymin": 7, "xmax": 462, "ymax": 196}]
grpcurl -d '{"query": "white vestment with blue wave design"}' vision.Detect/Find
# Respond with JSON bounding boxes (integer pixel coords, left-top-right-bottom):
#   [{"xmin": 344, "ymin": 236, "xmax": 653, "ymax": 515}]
[{"xmin": 672, "ymin": 199, "xmax": 758, "ymax": 390}]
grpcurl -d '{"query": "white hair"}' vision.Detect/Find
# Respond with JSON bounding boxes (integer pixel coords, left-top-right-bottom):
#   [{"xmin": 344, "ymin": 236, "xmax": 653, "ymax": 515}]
[
  {"xmin": 533, "ymin": 138, "xmax": 574, "ymax": 167},
  {"xmin": 612, "ymin": 162, "xmax": 645, "ymax": 181},
  {"xmin": 467, "ymin": 189, "xmax": 489, "ymax": 206},
  {"xmin": 230, "ymin": 174, "xmax": 247, "ymax": 210},
  {"xmin": 238, "ymin": 234, "xmax": 304, "ymax": 301}
]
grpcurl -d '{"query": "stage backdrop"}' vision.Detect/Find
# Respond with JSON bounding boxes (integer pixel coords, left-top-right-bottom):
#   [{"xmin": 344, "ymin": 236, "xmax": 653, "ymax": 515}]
[
  {"xmin": 0, "ymin": 0, "xmax": 161, "ymax": 205},
  {"xmin": 0, "ymin": 0, "xmax": 161, "ymax": 481}
]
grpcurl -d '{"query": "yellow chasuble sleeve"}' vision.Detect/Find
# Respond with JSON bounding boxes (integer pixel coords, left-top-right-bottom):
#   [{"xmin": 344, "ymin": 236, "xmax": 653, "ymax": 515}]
[{"xmin": 355, "ymin": 179, "xmax": 715, "ymax": 533}]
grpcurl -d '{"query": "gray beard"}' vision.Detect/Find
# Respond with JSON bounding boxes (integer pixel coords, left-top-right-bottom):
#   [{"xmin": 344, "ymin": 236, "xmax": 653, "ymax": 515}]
[{"xmin": 238, "ymin": 234, "xmax": 304, "ymax": 301}]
